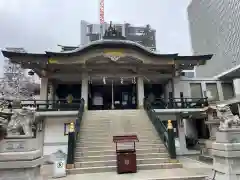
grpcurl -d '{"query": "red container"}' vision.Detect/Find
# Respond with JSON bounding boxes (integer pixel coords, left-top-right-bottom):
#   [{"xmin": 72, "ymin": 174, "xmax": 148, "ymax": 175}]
[{"xmin": 113, "ymin": 135, "xmax": 139, "ymax": 174}]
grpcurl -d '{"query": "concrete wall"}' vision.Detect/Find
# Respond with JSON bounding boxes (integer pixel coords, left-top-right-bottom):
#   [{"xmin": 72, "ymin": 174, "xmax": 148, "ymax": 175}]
[
  {"xmin": 165, "ymin": 77, "xmax": 228, "ymax": 101},
  {"xmin": 43, "ymin": 116, "xmax": 77, "ymax": 156},
  {"xmin": 164, "ymin": 80, "xmax": 172, "ymax": 100}
]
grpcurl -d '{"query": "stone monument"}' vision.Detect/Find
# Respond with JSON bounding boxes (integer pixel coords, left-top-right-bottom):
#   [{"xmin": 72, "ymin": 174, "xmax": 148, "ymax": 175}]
[
  {"xmin": 0, "ymin": 107, "xmax": 44, "ymax": 180},
  {"xmin": 212, "ymin": 104, "xmax": 240, "ymax": 180}
]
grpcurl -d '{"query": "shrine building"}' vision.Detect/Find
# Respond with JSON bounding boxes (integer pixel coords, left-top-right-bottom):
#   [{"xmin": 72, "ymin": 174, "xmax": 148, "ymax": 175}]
[{"xmin": 1, "ymin": 27, "xmax": 213, "ymax": 112}]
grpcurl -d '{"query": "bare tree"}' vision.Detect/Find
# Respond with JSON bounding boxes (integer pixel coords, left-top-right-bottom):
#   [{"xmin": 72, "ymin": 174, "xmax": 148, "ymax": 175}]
[{"xmin": 0, "ymin": 58, "xmax": 35, "ymax": 100}]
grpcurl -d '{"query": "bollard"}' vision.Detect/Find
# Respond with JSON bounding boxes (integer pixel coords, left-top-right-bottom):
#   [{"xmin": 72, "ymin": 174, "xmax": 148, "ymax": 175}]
[{"xmin": 167, "ymin": 120, "xmax": 176, "ymax": 159}]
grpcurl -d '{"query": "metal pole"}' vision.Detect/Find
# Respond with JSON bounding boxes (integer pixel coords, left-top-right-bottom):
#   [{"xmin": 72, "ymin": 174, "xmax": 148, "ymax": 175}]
[{"xmin": 111, "ymin": 80, "xmax": 114, "ymax": 109}]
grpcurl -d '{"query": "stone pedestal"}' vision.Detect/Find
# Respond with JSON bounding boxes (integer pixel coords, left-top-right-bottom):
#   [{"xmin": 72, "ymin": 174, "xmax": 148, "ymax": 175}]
[
  {"xmin": 212, "ymin": 128, "xmax": 240, "ymax": 180},
  {"xmin": 0, "ymin": 135, "xmax": 44, "ymax": 180},
  {"xmin": 200, "ymin": 120, "xmax": 220, "ymax": 158},
  {"xmin": 0, "ymin": 166, "xmax": 42, "ymax": 180}
]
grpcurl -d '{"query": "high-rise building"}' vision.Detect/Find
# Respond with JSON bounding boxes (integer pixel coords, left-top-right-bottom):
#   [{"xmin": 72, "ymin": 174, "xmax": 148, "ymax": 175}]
[
  {"xmin": 80, "ymin": 20, "xmax": 156, "ymax": 51},
  {"xmin": 187, "ymin": 0, "xmax": 240, "ymax": 78}
]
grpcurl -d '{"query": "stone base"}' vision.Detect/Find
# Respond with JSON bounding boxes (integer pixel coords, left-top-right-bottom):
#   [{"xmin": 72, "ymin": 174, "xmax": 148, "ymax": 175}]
[
  {"xmin": 216, "ymin": 129, "xmax": 240, "ymax": 143},
  {"xmin": 212, "ymin": 129, "xmax": 240, "ymax": 180},
  {"xmin": 0, "ymin": 166, "xmax": 42, "ymax": 180}
]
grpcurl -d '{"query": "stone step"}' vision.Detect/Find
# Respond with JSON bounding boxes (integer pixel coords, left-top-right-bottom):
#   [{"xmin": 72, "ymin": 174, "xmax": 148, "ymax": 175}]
[
  {"xmin": 76, "ymin": 148, "xmax": 167, "ymax": 156},
  {"xmin": 76, "ymin": 143, "xmax": 165, "ymax": 149},
  {"xmin": 67, "ymin": 163, "xmax": 183, "ymax": 174},
  {"xmin": 75, "ymin": 144, "xmax": 167, "ymax": 152},
  {"xmin": 79, "ymin": 127, "xmax": 155, "ymax": 131},
  {"xmin": 79, "ymin": 130, "xmax": 158, "ymax": 134},
  {"xmin": 85, "ymin": 112, "xmax": 143, "ymax": 116},
  {"xmin": 75, "ymin": 152, "xmax": 169, "ymax": 162},
  {"xmin": 79, "ymin": 131, "xmax": 159, "ymax": 136},
  {"xmin": 80, "ymin": 124, "xmax": 154, "ymax": 128},
  {"xmin": 86, "ymin": 111, "xmax": 142, "ymax": 114},
  {"xmin": 79, "ymin": 129, "xmax": 157, "ymax": 133},
  {"xmin": 80, "ymin": 126, "xmax": 154, "ymax": 129},
  {"xmin": 85, "ymin": 115, "xmax": 147, "ymax": 119},
  {"xmin": 77, "ymin": 139, "xmax": 163, "ymax": 145},
  {"xmin": 83, "ymin": 117, "xmax": 149, "ymax": 121},
  {"xmin": 79, "ymin": 133, "xmax": 159, "ymax": 139},
  {"xmin": 82, "ymin": 118, "xmax": 150, "ymax": 121},
  {"xmin": 78, "ymin": 139, "xmax": 162, "ymax": 144},
  {"xmin": 78, "ymin": 136, "xmax": 162, "ymax": 142},
  {"xmin": 74, "ymin": 157, "xmax": 172, "ymax": 168}
]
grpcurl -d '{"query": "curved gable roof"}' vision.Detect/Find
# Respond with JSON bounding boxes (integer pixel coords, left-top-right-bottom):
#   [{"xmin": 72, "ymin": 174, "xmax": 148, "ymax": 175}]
[
  {"xmin": 45, "ymin": 39, "xmax": 178, "ymax": 58},
  {"xmin": 1, "ymin": 39, "xmax": 213, "ymax": 66}
]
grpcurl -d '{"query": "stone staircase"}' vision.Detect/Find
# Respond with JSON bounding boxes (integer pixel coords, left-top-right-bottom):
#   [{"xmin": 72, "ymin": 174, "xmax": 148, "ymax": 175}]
[{"xmin": 67, "ymin": 109, "xmax": 182, "ymax": 174}]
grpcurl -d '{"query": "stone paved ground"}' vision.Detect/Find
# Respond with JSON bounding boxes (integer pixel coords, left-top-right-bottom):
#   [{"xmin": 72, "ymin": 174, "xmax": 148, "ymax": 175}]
[{"xmin": 40, "ymin": 157, "xmax": 213, "ymax": 180}]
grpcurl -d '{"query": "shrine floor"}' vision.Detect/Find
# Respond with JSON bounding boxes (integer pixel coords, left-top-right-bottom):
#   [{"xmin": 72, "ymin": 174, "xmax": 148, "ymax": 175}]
[{"xmin": 41, "ymin": 157, "xmax": 212, "ymax": 180}]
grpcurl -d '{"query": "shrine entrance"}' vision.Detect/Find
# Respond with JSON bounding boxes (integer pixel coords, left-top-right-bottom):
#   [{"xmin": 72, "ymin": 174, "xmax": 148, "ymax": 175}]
[{"xmin": 88, "ymin": 77, "xmax": 137, "ymax": 110}]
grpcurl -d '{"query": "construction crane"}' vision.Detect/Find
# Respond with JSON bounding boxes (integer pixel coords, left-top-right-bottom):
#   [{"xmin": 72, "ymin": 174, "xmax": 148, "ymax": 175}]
[
  {"xmin": 99, "ymin": 0, "xmax": 104, "ymax": 24},
  {"xmin": 99, "ymin": 0, "xmax": 104, "ymax": 37}
]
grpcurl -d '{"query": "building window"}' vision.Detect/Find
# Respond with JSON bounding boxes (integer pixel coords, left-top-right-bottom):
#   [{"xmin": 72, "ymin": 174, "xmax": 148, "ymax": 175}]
[
  {"xmin": 87, "ymin": 25, "xmax": 93, "ymax": 34},
  {"xmin": 206, "ymin": 83, "xmax": 219, "ymax": 101},
  {"xmin": 222, "ymin": 83, "xmax": 234, "ymax": 100},
  {"xmin": 190, "ymin": 83, "xmax": 203, "ymax": 98}
]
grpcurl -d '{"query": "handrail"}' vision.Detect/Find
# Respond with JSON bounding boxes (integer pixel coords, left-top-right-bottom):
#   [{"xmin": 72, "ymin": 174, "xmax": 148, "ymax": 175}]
[
  {"xmin": 0, "ymin": 97, "xmax": 208, "ymax": 111},
  {"xmin": 66, "ymin": 98, "xmax": 85, "ymax": 169},
  {"xmin": 0, "ymin": 98, "xmax": 84, "ymax": 111},
  {"xmin": 151, "ymin": 97, "xmax": 208, "ymax": 109},
  {"xmin": 144, "ymin": 98, "xmax": 176, "ymax": 159}
]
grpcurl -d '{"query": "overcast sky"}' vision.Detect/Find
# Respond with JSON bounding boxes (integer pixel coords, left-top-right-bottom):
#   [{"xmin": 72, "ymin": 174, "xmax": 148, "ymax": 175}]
[{"xmin": 0, "ymin": 0, "xmax": 192, "ymax": 75}]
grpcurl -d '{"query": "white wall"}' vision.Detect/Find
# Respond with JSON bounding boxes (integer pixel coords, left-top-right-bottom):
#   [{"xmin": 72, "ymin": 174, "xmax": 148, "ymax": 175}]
[
  {"xmin": 164, "ymin": 77, "xmax": 191, "ymax": 99},
  {"xmin": 165, "ymin": 77, "xmax": 226, "ymax": 101},
  {"xmin": 173, "ymin": 77, "xmax": 191, "ymax": 98},
  {"xmin": 164, "ymin": 80, "xmax": 172, "ymax": 100},
  {"xmin": 43, "ymin": 117, "xmax": 76, "ymax": 156},
  {"xmin": 233, "ymin": 78, "xmax": 240, "ymax": 96}
]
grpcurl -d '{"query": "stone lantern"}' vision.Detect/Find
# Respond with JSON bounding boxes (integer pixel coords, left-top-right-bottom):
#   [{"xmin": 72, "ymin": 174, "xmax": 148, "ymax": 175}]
[{"xmin": 204, "ymin": 105, "xmax": 221, "ymax": 140}]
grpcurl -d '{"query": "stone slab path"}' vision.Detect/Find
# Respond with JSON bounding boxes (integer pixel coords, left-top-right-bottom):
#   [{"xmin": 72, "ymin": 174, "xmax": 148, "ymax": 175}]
[{"xmin": 41, "ymin": 157, "xmax": 213, "ymax": 180}]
